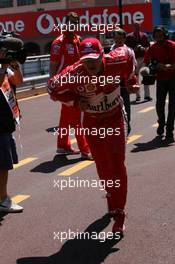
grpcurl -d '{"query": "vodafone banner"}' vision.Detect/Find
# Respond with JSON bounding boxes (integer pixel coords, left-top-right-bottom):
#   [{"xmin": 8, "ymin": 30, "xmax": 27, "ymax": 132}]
[{"xmin": 0, "ymin": 4, "xmax": 152, "ymax": 39}]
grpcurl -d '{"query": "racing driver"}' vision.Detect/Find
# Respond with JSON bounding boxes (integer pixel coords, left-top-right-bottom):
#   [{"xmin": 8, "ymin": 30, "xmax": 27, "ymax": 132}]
[{"xmin": 47, "ymin": 38, "xmax": 136, "ymax": 236}]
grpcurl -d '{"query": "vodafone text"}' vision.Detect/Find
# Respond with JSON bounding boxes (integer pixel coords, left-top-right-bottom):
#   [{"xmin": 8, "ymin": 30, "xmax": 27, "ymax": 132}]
[{"xmin": 0, "ymin": 8, "xmax": 145, "ymax": 35}]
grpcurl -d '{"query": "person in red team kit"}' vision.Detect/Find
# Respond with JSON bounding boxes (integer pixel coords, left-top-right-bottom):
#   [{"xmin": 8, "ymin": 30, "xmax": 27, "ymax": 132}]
[
  {"xmin": 110, "ymin": 28, "xmax": 138, "ymax": 135},
  {"xmin": 48, "ymin": 38, "xmax": 136, "ymax": 236},
  {"xmin": 144, "ymin": 26, "xmax": 175, "ymax": 142},
  {"xmin": 50, "ymin": 12, "xmax": 91, "ymax": 159}
]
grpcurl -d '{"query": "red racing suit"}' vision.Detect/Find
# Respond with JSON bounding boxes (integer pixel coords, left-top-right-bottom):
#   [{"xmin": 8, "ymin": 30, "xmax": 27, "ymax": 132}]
[
  {"xmin": 48, "ymin": 47, "xmax": 135, "ymax": 214},
  {"xmin": 50, "ymin": 32, "xmax": 90, "ymax": 153}
]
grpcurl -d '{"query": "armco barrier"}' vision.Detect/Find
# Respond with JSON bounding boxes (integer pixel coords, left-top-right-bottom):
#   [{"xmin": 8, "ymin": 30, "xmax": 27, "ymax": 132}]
[{"xmin": 16, "ymin": 55, "xmax": 50, "ymax": 98}]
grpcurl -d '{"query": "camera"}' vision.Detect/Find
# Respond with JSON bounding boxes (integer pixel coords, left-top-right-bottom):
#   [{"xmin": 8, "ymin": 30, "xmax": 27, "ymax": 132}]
[
  {"xmin": 148, "ymin": 59, "xmax": 158, "ymax": 75},
  {"xmin": 0, "ymin": 30, "xmax": 26, "ymax": 64},
  {"xmin": 141, "ymin": 59, "xmax": 158, "ymax": 85}
]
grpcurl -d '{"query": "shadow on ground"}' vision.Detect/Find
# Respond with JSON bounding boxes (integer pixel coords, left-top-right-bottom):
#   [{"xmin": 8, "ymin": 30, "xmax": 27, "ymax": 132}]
[
  {"xmin": 0, "ymin": 212, "xmax": 7, "ymax": 225},
  {"xmin": 30, "ymin": 155, "xmax": 82, "ymax": 173},
  {"xmin": 17, "ymin": 214, "xmax": 122, "ymax": 264},
  {"xmin": 46, "ymin": 127, "xmax": 59, "ymax": 134},
  {"xmin": 0, "ymin": 211, "xmax": 22, "ymax": 225},
  {"xmin": 131, "ymin": 136, "xmax": 174, "ymax": 152},
  {"xmin": 130, "ymin": 99, "xmax": 153, "ymax": 105}
]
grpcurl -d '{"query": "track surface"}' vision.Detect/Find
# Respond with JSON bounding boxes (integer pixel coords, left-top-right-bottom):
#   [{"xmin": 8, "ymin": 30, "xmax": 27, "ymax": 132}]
[{"xmin": 0, "ymin": 86, "xmax": 175, "ymax": 264}]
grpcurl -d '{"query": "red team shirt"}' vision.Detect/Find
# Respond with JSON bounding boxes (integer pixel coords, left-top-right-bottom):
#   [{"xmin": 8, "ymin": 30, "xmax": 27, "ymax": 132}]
[
  {"xmin": 144, "ymin": 40, "xmax": 175, "ymax": 80},
  {"xmin": 50, "ymin": 32, "xmax": 81, "ymax": 73},
  {"xmin": 50, "ymin": 33, "xmax": 91, "ymax": 153},
  {"xmin": 48, "ymin": 46, "xmax": 135, "ymax": 117}
]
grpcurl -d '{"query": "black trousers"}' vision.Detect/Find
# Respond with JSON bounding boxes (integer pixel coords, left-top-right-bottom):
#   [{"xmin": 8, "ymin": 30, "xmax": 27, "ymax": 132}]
[
  {"xmin": 156, "ymin": 78, "xmax": 175, "ymax": 133},
  {"xmin": 121, "ymin": 87, "xmax": 131, "ymax": 122}
]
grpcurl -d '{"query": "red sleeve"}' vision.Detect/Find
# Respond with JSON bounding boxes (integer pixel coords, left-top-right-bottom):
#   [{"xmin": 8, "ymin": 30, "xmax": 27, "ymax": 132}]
[
  {"xmin": 143, "ymin": 47, "xmax": 151, "ymax": 65},
  {"xmin": 47, "ymin": 64, "xmax": 79, "ymax": 106},
  {"xmin": 49, "ymin": 89, "xmax": 79, "ymax": 106},
  {"xmin": 121, "ymin": 48, "xmax": 135, "ymax": 79},
  {"xmin": 50, "ymin": 38, "xmax": 63, "ymax": 62},
  {"xmin": 109, "ymin": 47, "xmax": 134, "ymax": 79}
]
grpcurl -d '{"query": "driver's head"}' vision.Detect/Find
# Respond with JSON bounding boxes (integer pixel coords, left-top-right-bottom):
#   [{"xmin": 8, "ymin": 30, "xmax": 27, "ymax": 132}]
[{"xmin": 79, "ymin": 38, "xmax": 103, "ymax": 75}]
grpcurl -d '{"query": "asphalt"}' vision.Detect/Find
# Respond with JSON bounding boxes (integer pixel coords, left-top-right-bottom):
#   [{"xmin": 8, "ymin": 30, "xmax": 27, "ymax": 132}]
[{"xmin": 0, "ymin": 86, "xmax": 175, "ymax": 264}]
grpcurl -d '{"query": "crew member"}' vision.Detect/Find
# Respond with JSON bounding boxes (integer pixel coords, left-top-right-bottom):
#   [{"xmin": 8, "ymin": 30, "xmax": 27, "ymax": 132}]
[
  {"xmin": 144, "ymin": 26, "xmax": 175, "ymax": 141},
  {"xmin": 50, "ymin": 12, "xmax": 91, "ymax": 159},
  {"xmin": 110, "ymin": 28, "xmax": 138, "ymax": 135}
]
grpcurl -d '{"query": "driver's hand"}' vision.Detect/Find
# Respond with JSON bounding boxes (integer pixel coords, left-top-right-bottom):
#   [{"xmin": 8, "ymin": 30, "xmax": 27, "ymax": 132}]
[{"xmin": 79, "ymin": 98, "xmax": 89, "ymax": 111}]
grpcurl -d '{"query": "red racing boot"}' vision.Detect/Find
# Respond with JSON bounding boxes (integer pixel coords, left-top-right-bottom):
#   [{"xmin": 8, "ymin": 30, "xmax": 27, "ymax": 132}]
[
  {"xmin": 112, "ymin": 208, "xmax": 126, "ymax": 237},
  {"xmin": 106, "ymin": 193, "xmax": 126, "ymax": 237}
]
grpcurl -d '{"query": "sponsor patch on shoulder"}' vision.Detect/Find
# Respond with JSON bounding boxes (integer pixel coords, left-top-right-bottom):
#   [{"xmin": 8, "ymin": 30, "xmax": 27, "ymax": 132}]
[{"xmin": 52, "ymin": 44, "xmax": 61, "ymax": 54}]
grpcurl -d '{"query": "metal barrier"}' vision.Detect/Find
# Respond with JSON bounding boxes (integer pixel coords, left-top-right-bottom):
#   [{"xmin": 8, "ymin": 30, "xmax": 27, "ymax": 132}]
[
  {"xmin": 19, "ymin": 74, "xmax": 49, "ymax": 91},
  {"xmin": 22, "ymin": 54, "xmax": 50, "ymax": 77},
  {"xmin": 19, "ymin": 54, "xmax": 50, "ymax": 91}
]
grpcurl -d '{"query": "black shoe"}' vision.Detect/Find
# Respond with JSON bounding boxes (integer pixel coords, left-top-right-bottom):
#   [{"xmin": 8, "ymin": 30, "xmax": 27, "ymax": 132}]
[
  {"xmin": 165, "ymin": 137, "xmax": 174, "ymax": 143},
  {"xmin": 144, "ymin": 96, "xmax": 153, "ymax": 101},
  {"xmin": 165, "ymin": 132, "xmax": 174, "ymax": 142},
  {"xmin": 136, "ymin": 96, "xmax": 141, "ymax": 102},
  {"xmin": 157, "ymin": 126, "xmax": 164, "ymax": 136}
]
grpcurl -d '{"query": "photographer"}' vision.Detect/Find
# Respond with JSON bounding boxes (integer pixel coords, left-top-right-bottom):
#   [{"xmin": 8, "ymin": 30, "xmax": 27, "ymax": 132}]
[
  {"xmin": 0, "ymin": 48, "xmax": 23, "ymax": 213},
  {"xmin": 144, "ymin": 26, "xmax": 175, "ymax": 142}
]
